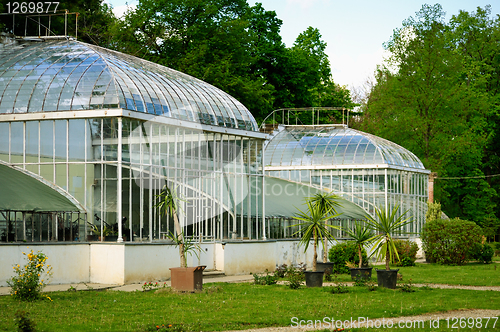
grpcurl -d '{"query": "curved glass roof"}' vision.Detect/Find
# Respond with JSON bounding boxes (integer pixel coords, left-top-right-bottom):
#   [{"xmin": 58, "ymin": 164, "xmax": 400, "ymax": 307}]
[
  {"xmin": 0, "ymin": 39, "xmax": 258, "ymax": 131},
  {"xmin": 264, "ymin": 126, "xmax": 425, "ymax": 169}
]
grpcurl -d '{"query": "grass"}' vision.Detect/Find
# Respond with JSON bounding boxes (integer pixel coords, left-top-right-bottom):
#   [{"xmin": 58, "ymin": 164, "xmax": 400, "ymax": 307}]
[
  {"xmin": 1, "ymin": 281, "xmax": 500, "ymax": 331},
  {"xmin": 1, "ymin": 262, "xmax": 499, "ymax": 331},
  {"xmin": 395, "ymin": 262, "xmax": 500, "ymax": 286}
]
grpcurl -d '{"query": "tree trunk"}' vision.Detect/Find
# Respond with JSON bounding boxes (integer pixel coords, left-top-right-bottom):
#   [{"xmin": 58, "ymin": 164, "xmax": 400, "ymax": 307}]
[
  {"xmin": 385, "ymin": 236, "xmax": 390, "ymax": 270},
  {"xmin": 313, "ymin": 229, "xmax": 317, "ymax": 272},
  {"xmin": 323, "ymin": 220, "xmax": 328, "ymax": 263},
  {"xmin": 173, "ymin": 213, "xmax": 186, "ymax": 268},
  {"xmin": 358, "ymin": 244, "xmax": 363, "ymax": 268}
]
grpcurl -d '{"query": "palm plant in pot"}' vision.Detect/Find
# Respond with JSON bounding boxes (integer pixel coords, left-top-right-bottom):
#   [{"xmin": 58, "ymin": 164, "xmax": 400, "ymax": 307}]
[
  {"xmin": 343, "ymin": 220, "xmax": 374, "ymax": 281},
  {"xmin": 365, "ymin": 205, "xmax": 412, "ymax": 289},
  {"xmin": 155, "ymin": 185, "xmax": 205, "ymax": 291},
  {"xmin": 291, "ymin": 199, "xmax": 340, "ymax": 287},
  {"xmin": 308, "ymin": 192, "xmax": 342, "ymax": 272}
]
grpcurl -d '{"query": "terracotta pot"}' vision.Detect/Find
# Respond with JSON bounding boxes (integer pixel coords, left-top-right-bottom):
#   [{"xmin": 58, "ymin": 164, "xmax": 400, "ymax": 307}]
[{"xmin": 170, "ymin": 266, "xmax": 206, "ymax": 291}]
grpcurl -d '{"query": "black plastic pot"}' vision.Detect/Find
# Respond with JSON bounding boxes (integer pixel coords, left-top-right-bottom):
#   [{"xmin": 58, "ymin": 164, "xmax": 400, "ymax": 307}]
[
  {"xmin": 349, "ymin": 267, "xmax": 373, "ymax": 281},
  {"xmin": 304, "ymin": 271, "xmax": 324, "ymax": 287},
  {"xmin": 376, "ymin": 269, "xmax": 399, "ymax": 289},
  {"xmin": 316, "ymin": 262, "xmax": 334, "ymax": 273}
]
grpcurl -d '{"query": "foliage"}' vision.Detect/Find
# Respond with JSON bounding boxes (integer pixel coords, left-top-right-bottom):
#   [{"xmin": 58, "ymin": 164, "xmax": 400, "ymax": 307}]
[
  {"xmin": 328, "ymin": 241, "xmax": 368, "ymax": 274},
  {"xmin": 308, "ymin": 192, "xmax": 342, "ymax": 263},
  {"xmin": 291, "ymin": 199, "xmax": 340, "ymax": 272},
  {"xmin": 421, "ymin": 218, "xmax": 483, "ymax": 265},
  {"xmin": 329, "ymin": 276, "xmax": 349, "ymax": 294},
  {"xmin": 391, "ymin": 240, "xmax": 419, "ymax": 267},
  {"xmin": 470, "ymin": 243, "xmax": 494, "ymax": 264},
  {"xmin": 285, "ymin": 265, "xmax": 305, "ymax": 289},
  {"xmin": 426, "ymin": 201, "xmax": 442, "ymax": 223},
  {"xmin": 342, "ymin": 221, "xmax": 374, "ymax": 268},
  {"xmin": 323, "ymin": 267, "xmax": 333, "ymax": 282},
  {"xmin": 155, "ymin": 185, "xmax": 187, "ymax": 267},
  {"xmin": 111, "ymin": 0, "xmax": 354, "ymax": 123},
  {"xmin": 142, "ymin": 282, "xmax": 168, "ymax": 292},
  {"xmin": 8, "ymin": 250, "xmax": 52, "ymax": 302},
  {"xmin": 365, "ymin": 205, "xmax": 413, "ymax": 270},
  {"xmin": 15, "ymin": 310, "xmax": 36, "ymax": 332},
  {"xmin": 253, "ymin": 271, "xmax": 278, "ymax": 285},
  {"xmin": 274, "ymin": 264, "xmax": 288, "ymax": 278},
  {"xmin": 357, "ymin": 4, "xmax": 500, "ymax": 236},
  {"xmin": 400, "ymin": 279, "xmax": 416, "ymax": 293}
]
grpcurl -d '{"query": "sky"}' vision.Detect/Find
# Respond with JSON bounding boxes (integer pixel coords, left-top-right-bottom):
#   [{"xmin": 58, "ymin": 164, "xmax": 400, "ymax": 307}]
[{"xmin": 105, "ymin": 0, "xmax": 499, "ymax": 91}]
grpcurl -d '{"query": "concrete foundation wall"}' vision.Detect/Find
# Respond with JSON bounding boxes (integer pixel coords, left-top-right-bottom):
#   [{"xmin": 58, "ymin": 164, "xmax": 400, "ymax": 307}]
[
  {"xmin": 223, "ymin": 241, "xmax": 276, "ymax": 275},
  {"xmin": 0, "ymin": 238, "xmax": 424, "ymax": 286},
  {"xmin": 0, "ymin": 244, "xmax": 90, "ymax": 286}
]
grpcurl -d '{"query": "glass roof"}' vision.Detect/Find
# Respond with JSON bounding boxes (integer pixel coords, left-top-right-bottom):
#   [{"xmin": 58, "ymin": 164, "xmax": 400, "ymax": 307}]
[
  {"xmin": 0, "ymin": 39, "xmax": 258, "ymax": 131},
  {"xmin": 264, "ymin": 126, "xmax": 425, "ymax": 169}
]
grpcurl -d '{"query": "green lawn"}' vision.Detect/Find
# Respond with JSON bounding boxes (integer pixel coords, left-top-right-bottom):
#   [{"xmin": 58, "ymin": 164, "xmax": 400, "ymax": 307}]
[
  {"xmin": 395, "ymin": 262, "xmax": 500, "ymax": 286},
  {"xmin": 1, "ymin": 262, "xmax": 499, "ymax": 332}
]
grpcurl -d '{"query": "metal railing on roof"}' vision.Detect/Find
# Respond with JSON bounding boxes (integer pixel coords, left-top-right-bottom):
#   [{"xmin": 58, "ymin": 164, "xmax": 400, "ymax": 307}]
[{"xmin": 259, "ymin": 107, "xmax": 351, "ymax": 132}]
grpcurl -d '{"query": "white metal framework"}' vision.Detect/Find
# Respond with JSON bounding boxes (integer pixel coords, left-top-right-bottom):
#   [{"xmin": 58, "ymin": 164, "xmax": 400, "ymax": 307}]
[
  {"xmin": 264, "ymin": 124, "xmax": 430, "ymax": 237},
  {"xmin": 0, "ymin": 38, "xmax": 266, "ymax": 243}
]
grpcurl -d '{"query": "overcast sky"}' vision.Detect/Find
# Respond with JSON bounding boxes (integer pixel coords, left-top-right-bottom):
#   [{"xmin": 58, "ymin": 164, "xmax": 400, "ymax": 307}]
[{"xmin": 106, "ymin": 0, "xmax": 499, "ymax": 90}]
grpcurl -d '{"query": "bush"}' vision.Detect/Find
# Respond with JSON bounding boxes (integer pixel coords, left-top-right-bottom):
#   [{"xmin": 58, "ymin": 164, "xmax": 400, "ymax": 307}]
[
  {"xmin": 8, "ymin": 250, "xmax": 52, "ymax": 301},
  {"xmin": 470, "ymin": 243, "xmax": 494, "ymax": 264},
  {"xmin": 285, "ymin": 265, "xmax": 304, "ymax": 289},
  {"xmin": 391, "ymin": 240, "xmax": 419, "ymax": 266},
  {"xmin": 328, "ymin": 241, "xmax": 368, "ymax": 274},
  {"xmin": 421, "ymin": 218, "xmax": 482, "ymax": 265},
  {"xmin": 253, "ymin": 270, "xmax": 278, "ymax": 285}
]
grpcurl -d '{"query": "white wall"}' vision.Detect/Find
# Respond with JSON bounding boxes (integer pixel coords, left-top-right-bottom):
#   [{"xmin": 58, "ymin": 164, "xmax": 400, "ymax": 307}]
[
  {"xmin": 0, "ymin": 244, "xmax": 90, "ymax": 286},
  {"xmin": 222, "ymin": 241, "xmax": 276, "ymax": 275},
  {"xmin": 90, "ymin": 244, "xmax": 125, "ymax": 284},
  {"xmin": 0, "ymin": 239, "xmax": 423, "ymax": 286}
]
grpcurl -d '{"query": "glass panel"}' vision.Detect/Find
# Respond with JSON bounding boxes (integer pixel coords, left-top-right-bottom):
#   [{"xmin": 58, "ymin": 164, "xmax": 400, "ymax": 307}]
[
  {"xmin": 69, "ymin": 119, "xmax": 86, "ymax": 161},
  {"xmin": 10, "ymin": 122, "xmax": 23, "ymax": 163},
  {"xmin": 54, "ymin": 120, "xmax": 67, "ymax": 162},
  {"xmin": 26, "ymin": 121, "xmax": 39, "ymax": 163},
  {"xmin": 0, "ymin": 122, "xmax": 9, "ymax": 162}
]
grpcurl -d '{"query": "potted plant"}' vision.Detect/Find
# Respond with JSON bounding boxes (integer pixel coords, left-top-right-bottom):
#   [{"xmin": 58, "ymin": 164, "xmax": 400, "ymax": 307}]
[
  {"xmin": 155, "ymin": 185, "xmax": 205, "ymax": 291},
  {"xmin": 308, "ymin": 192, "xmax": 342, "ymax": 272},
  {"xmin": 343, "ymin": 220, "xmax": 374, "ymax": 281},
  {"xmin": 365, "ymin": 205, "xmax": 412, "ymax": 289},
  {"xmin": 291, "ymin": 199, "xmax": 340, "ymax": 287}
]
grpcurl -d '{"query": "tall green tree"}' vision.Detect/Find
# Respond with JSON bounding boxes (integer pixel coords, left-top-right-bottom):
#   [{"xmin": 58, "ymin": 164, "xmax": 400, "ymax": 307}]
[
  {"xmin": 358, "ymin": 4, "xmax": 500, "ymax": 234},
  {"xmin": 0, "ymin": 0, "xmax": 116, "ymax": 46},
  {"xmin": 112, "ymin": 0, "xmax": 274, "ymax": 120}
]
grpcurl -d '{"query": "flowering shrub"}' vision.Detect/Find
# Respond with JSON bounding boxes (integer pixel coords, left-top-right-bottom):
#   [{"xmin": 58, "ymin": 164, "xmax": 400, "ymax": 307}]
[{"xmin": 8, "ymin": 249, "xmax": 52, "ymax": 301}]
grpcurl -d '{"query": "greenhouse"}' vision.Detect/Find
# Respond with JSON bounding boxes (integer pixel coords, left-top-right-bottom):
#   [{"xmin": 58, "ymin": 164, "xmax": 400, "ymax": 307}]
[
  {"xmin": 262, "ymin": 121, "xmax": 430, "ymax": 237},
  {"xmin": 0, "ymin": 36, "xmax": 430, "ymax": 285},
  {"xmin": 0, "ymin": 37, "xmax": 266, "ymax": 244}
]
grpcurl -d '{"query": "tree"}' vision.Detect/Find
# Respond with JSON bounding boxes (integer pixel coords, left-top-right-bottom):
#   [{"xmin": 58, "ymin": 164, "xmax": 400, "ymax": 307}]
[
  {"xmin": 308, "ymin": 192, "xmax": 342, "ymax": 263},
  {"xmin": 0, "ymin": 0, "xmax": 117, "ymax": 47},
  {"xmin": 291, "ymin": 200, "xmax": 339, "ymax": 272},
  {"xmin": 155, "ymin": 185, "xmax": 186, "ymax": 267},
  {"xmin": 358, "ymin": 4, "xmax": 500, "ymax": 234},
  {"xmin": 112, "ymin": 0, "xmax": 274, "ymax": 121}
]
